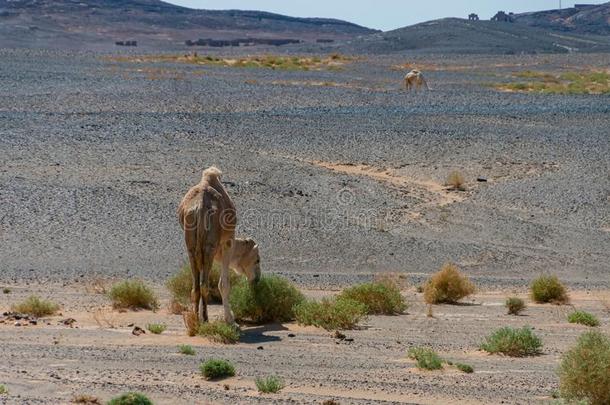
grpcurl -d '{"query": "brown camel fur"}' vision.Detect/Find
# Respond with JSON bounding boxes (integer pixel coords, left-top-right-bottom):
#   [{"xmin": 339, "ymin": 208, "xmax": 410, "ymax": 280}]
[
  {"xmin": 404, "ymin": 69, "xmax": 429, "ymax": 91},
  {"xmin": 178, "ymin": 166, "xmax": 260, "ymax": 324}
]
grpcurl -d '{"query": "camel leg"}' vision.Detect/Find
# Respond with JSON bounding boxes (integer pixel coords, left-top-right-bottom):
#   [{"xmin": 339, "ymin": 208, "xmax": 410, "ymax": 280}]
[
  {"xmin": 184, "ymin": 226, "xmax": 201, "ymax": 319},
  {"xmin": 219, "ymin": 239, "xmax": 235, "ymax": 325},
  {"xmin": 199, "ymin": 245, "xmax": 215, "ymax": 323}
]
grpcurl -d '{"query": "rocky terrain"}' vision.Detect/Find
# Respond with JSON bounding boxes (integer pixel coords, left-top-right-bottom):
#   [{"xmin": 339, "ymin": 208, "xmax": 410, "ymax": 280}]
[{"xmin": 513, "ymin": 2, "xmax": 610, "ymax": 35}]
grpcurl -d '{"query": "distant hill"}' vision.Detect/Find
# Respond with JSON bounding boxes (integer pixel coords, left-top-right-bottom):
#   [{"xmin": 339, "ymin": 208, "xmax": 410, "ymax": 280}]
[
  {"xmin": 0, "ymin": 0, "xmax": 376, "ymax": 49},
  {"xmin": 340, "ymin": 17, "xmax": 610, "ymax": 54},
  {"xmin": 513, "ymin": 2, "xmax": 610, "ymax": 35}
]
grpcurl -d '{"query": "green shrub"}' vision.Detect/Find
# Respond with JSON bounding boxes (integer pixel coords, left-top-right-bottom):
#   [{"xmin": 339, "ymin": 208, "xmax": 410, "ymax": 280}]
[
  {"xmin": 108, "ymin": 280, "xmax": 159, "ymax": 310},
  {"xmin": 198, "ymin": 321, "xmax": 240, "ymax": 344},
  {"xmin": 455, "ymin": 363, "xmax": 474, "ymax": 373},
  {"xmin": 407, "ymin": 347, "xmax": 443, "ymax": 370},
  {"xmin": 229, "ymin": 275, "xmax": 304, "ymax": 323},
  {"xmin": 530, "ymin": 275, "xmax": 569, "ymax": 304},
  {"xmin": 255, "ymin": 375, "xmax": 284, "ymax": 393},
  {"xmin": 178, "ymin": 344, "xmax": 195, "ymax": 355},
  {"xmin": 423, "ymin": 263, "xmax": 475, "ymax": 304},
  {"xmin": 559, "ymin": 331, "xmax": 610, "ymax": 405},
  {"xmin": 146, "ymin": 323, "xmax": 167, "ymax": 334},
  {"xmin": 200, "ymin": 359, "xmax": 235, "ymax": 380},
  {"xmin": 337, "ymin": 281, "xmax": 407, "ymax": 315},
  {"xmin": 294, "ymin": 297, "xmax": 367, "ymax": 330},
  {"xmin": 0, "ymin": 385, "xmax": 7, "ymax": 395},
  {"xmin": 167, "ymin": 264, "xmax": 242, "ymax": 308},
  {"xmin": 11, "ymin": 295, "xmax": 59, "ymax": 317},
  {"xmin": 107, "ymin": 392, "xmax": 153, "ymax": 405},
  {"xmin": 2, "ymin": 287, "xmax": 10, "ymax": 294},
  {"xmin": 480, "ymin": 326, "xmax": 542, "ymax": 356},
  {"xmin": 567, "ymin": 310, "xmax": 600, "ymax": 327},
  {"xmin": 505, "ymin": 297, "xmax": 526, "ymax": 315}
]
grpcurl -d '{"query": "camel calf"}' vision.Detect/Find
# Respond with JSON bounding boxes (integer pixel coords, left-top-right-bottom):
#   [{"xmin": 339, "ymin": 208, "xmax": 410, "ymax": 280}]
[
  {"xmin": 404, "ymin": 69, "xmax": 429, "ymax": 91},
  {"xmin": 178, "ymin": 167, "xmax": 261, "ymax": 324}
]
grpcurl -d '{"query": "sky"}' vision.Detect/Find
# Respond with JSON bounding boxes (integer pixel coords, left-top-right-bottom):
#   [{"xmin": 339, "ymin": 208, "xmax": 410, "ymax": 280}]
[{"xmin": 167, "ymin": 1, "xmax": 606, "ymax": 31}]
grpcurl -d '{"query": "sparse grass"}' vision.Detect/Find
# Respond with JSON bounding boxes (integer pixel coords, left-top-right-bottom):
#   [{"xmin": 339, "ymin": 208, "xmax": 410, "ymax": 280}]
[
  {"xmin": 72, "ymin": 394, "xmax": 101, "ymax": 404},
  {"xmin": 3, "ymin": 287, "xmax": 11, "ymax": 294},
  {"xmin": 11, "ymin": 295, "xmax": 59, "ymax": 317},
  {"xmin": 167, "ymin": 263, "xmax": 242, "ymax": 311},
  {"xmin": 455, "ymin": 363, "xmax": 474, "ymax": 373},
  {"xmin": 198, "ymin": 321, "xmax": 240, "ymax": 344},
  {"xmin": 423, "ymin": 263, "xmax": 475, "ymax": 304},
  {"xmin": 495, "ymin": 70, "xmax": 610, "ymax": 95},
  {"xmin": 107, "ymin": 54, "xmax": 354, "ymax": 71},
  {"xmin": 567, "ymin": 310, "xmax": 600, "ymax": 327},
  {"xmin": 108, "ymin": 280, "xmax": 159, "ymax": 310},
  {"xmin": 294, "ymin": 297, "xmax": 368, "ymax": 330},
  {"xmin": 480, "ymin": 326, "xmax": 542, "ymax": 356},
  {"xmin": 559, "ymin": 331, "xmax": 610, "ymax": 405},
  {"xmin": 178, "ymin": 344, "xmax": 195, "ymax": 355},
  {"xmin": 107, "ymin": 392, "xmax": 153, "ymax": 405},
  {"xmin": 530, "ymin": 275, "xmax": 569, "ymax": 304},
  {"xmin": 200, "ymin": 359, "xmax": 236, "ymax": 380},
  {"xmin": 146, "ymin": 323, "xmax": 167, "ymax": 334},
  {"xmin": 446, "ymin": 171, "xmax": 466, "ymax": 191},
  {"xmin": 0, "ymin": 385, "xmax": 7, "ymax": 395},
  {"xmin": 408, "ymin": 347, "xmax": 443, "ymax": 370},
  {"xmin": 229, "ymin": 275, "xmax": 305, "ymax": 323},
  {"xmin": 255, "ymin": 375, "xmax": 284, "ymax": 393},
  {"xmin": 505, "ymin": 297, "xmax": 526, "ymax": 315},
  {"xmin": 337, "ymin": 280, "xmax": 407, "ymax": 315}
]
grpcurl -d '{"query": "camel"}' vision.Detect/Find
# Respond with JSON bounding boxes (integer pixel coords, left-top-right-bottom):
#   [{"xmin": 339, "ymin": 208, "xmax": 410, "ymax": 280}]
[
  {"xmin": 404, "ymin": 69, "xmax": 430, "ymax": 92},
  {"xmin": 178, "ymin": 166, "xmax": 261, "ymax": 324}
]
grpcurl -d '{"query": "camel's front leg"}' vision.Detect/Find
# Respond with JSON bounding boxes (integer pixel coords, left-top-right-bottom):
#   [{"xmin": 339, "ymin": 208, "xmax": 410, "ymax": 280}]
[{"xmin": 219, "ymin": 239, "xmax": 236, "ymax": 325}]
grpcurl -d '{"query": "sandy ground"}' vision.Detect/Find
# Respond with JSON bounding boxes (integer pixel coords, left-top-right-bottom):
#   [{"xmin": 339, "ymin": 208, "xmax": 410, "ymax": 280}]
[{"xmin": 1, "ymin": 283, "xmax": 609, "ymax": 404}]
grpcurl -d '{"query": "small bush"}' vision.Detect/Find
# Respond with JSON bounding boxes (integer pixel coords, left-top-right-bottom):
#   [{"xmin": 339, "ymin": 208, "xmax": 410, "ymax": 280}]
[
  {"xmin": 200, "ymin": 359, "xmax": 235, "ymax": 380},
  {"xmin": 72, "ymin": 394, "xmax": 101, "ymax": 404},
  {"xmin": 255, "ymin": 375, "xmax": 284, "ymax": 393},
  {"xmin": 146, "ymin": 323, "xmax": 167, "ymax": 334},
  {"xmin": 107, "ymin": 392, "xmax": 153, "ymax": 405},
  {"xmin": 480, "ymin": 326, "xmax": 542, "ymax": 356},
  {"xmin": 0, "ymin": 385, "xmax": 7, "ymax": 395},
  {"xmin": 446, "ymin": 171, "xmax": 466, "ymax": 190},
  {"xmin": 230, "ymin": 275, "xmax": 304, "ymax": 323},
  {"xmin": 337, "ymin": 281, "xmax": 407, "ymax": 315},
  {"xmin": 108, "ymin": 280, "xmax": 159, "ymax": 310},
  {"xmin": 178, "ymin": 344, "xmax": 195, "ymax": 355},
  {"xmin": 198, "ymin": 321, "xmax": 240, "ymax": 344},
  {"xmin": 167, "ymin": 264, "xmax": 242, "ymax": 309},
  {"xmin": 559, "ymin": 331, "xmax": 610, "ymax": 405},
  {"xmin": 530, "ymin": 275, "xmax": 569, "ymax": 304},
  {"xmin": 294, "ymin": 297, "xmax": 367, "ymax": 330},
  {"xmin": 423, "ymin": 263, "xmax": 475, "ymax": 304},
  {"xmin": 455, "ymin": 363, "xmax": 474, "ymax": 373},
  {"xmin": 567, "ymin": 310, "xmax": 600, "ymax": 327},
  {"xmin": 11, "ymin": 295, "xmax": 59, "ymax": 317},
  {"xmin": 505, "ymin": 297, "xmax": 526, "ymax": 315},
  {"xmin": 408, "ymin": 347, "xmax": 443, "ymax": 370},
  {"xmin": 2, "ymin": 287, "xmax": 10, "ymax": 294}
]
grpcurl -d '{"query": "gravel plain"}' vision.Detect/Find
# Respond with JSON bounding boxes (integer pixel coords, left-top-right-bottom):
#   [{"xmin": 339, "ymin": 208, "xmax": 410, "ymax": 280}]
[{"xmin": 0, "ymin": 48, "xmax": 609, "ymax": 404}]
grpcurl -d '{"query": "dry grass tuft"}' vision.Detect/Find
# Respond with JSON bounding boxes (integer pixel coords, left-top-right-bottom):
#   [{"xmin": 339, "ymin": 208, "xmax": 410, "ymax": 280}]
[
  {"xmin": 108, "ymin": 280, "xmax": 159, "ymax": 310},
  {"xmin": 530, "ymin": 274, "xmax": 569, "ymax": 304},
  {"xmin": 424, "ymin": 263, "xmax": 475, "ymax": 304},
  {"xmin": 337, "ymin": 280, "xmax": 407, "ymax": 315},
  {"xmin": 85, "ymin": 278, "xmax": 110, "ymax": 295},
  {"xmin": 92, "ymin": 307, "xmax": 117, "ymax": 329},
  {"xmin": 495, "ymin": 70, "xmax": 610, "ymax": 95},
  {"xmin": 12, "ymin": 296, "xmax": 59, "ymax": 317},
  {"xmin": 182, "ymin": 310, "xmax": 199, "ymax": 337},
  {"xmin": 72, "ymin": 394, "xmax": 101, "ymax": 404},
  {"xmin": 198, "ymin": 321, "xmax": 241, "ymax": 344},
  {"xmin": 446, "ymin": 171, "xmax": 466, "ymax": 191},
  {"xmin": 505, "ymin": 297, "xmax": 526, "ymax": 315}
]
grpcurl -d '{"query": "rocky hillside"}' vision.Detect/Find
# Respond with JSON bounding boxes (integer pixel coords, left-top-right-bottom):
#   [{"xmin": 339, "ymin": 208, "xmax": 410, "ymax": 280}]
[
  {"xmin": 0, "ymin": 0, "xmax": 376, "ymax": 49},
  {"xmin": 513, "ymin": 2, "xmax": 610, "ymax": 34}
]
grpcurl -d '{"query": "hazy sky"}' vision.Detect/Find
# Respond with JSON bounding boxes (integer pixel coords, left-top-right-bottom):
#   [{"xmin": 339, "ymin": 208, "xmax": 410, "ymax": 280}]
[{"xmin": 167, "ymin": 1, "xmax": 606, "ymax": 31}]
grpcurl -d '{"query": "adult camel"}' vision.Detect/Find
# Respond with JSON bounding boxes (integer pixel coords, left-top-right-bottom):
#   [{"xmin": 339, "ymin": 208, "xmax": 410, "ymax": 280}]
[
  {"xmin": 404, "ymin": 69, "xmax": 430, "ymax": 91},
  {"xmin": 178, "ymin": 166, "xmax": 261, "ymax": 324}
]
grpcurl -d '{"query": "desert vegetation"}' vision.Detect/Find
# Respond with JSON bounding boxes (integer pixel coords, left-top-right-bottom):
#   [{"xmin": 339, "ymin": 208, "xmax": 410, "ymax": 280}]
[
  {"xmin": 480, "ymin": 326, "xmax": 542, "ymax": 356},
  {"xmin": 505, "ymin": 297, "xmax": 526, "ymax": 315},
  {"xmin": 229, "ymin": 275, "xmax": 304, "ymax": 323},
  {"xmin": 255, "ymin": 375, "xmax": 285, "ymax": 393},
  {"xmin": 559, "ymin": 331, "xmax": 610, "ymax": 405},
  {"xmin": 11, "ymin": 295, "xmax": 59, "ymax": 317},
  {"xmin": 567, "ymin": 310, "xmax": 600, "ymax": 327},
  {"xmin": 530, "ymin": 275, "xmax": 569, "ymax": 304},
  {"xmin": 107, "ymin": 53, "xmax": 354, "ymax": 71},
  {"xmin": 107, "ymin": 392, "xmax": 153, "ymax": 405},
  {"xmin": 146, "ymin": 323, "xmax": 167, "ymax": 334},
  {"xmin": 72, "ymin": 394, "xmax": 101, "ymax": 404},
  {"xmin": 198, "ymin": 321, "xmax": 241, "ymax": 344},
  {"xmin": 495, "ymin": 70, "xmax": 610, "ymax": 94},
  {"xmin": 455, "ymin": 363, "xmax": 474, "ymax": 373},
  {"xmin": 108, "ymin": 280, "xmax": 159, "ymax": 310},
  {"xmin": 445, "ymin": 171, "xmax": 466, "ymax": 191},
  {"xmin": 408, "ymin": 347, "xmax": 443, "ymax": 370},
  {"xmin": 178, "ymin": 344, "xmax": 195, "ymax": 355},
  {"xmin": 0, "ymin": 385, "xmax": 7, "ymax": 395},
  {"xmin": 294, "ymin": 297, "xmax": 368, "ymax": 330},
  {"xmin": 336, "ymin": 280, "xmax": 407, "ymax": 315},
  {"xmin": 200, "ymin": 359, "xmax": 236, "ymax": 380},
  {"xmin": 423, "ymin": 263, "xmax": 475, "ymax": 304}
]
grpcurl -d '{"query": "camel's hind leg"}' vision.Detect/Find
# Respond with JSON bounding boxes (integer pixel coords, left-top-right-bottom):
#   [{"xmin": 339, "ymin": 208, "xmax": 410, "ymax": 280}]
[
  {"xmin": 184, "ymin": 223, "xmax": 201, "ymax": 319},
  {"xmin": 218, "ymin": 239, "xmax": 235, "ymax": 325}
]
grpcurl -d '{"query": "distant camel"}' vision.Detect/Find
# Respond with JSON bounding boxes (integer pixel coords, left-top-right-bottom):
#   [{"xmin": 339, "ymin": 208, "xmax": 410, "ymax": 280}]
[
  {"xmin": 178, "ymin": 166, "xmax": 261, "ymax": 324},
  {"xmin": 404, "ymin": 69, "xmax": 429, "ymax": 91}
]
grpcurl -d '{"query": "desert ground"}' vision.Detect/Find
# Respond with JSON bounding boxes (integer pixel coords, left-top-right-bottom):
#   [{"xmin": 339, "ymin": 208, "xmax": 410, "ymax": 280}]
[{"xmin": 1, "ymin": 48, "xmax": 609, "ymax": 404}]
